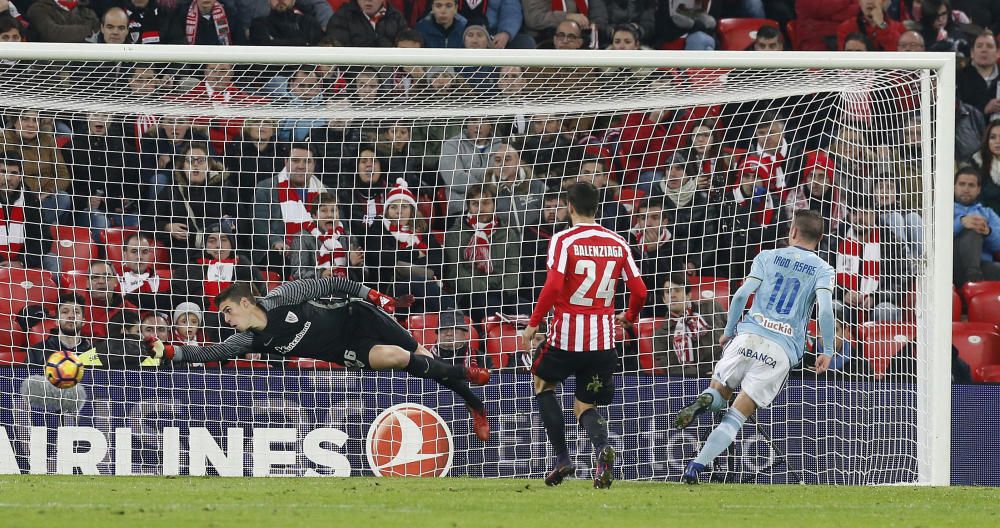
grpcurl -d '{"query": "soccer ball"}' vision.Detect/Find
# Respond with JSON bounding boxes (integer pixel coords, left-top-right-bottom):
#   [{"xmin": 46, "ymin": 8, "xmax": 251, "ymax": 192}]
[{"xmin": 45, "ymin": 351, "xmax": 85, "ymax": 389}]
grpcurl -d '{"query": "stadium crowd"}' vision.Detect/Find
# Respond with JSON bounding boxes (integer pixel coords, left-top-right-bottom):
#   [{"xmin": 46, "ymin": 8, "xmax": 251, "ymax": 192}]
[{"xmin": 0, "ymin": 0, "xmax": 996, "ymax": 382}]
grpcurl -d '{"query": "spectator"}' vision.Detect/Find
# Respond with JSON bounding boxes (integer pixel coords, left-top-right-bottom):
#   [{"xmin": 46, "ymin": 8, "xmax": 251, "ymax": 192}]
[
  {"xmin": 842, "ymin": 30, "xmax": 872, "ymax": 51},
  {"xmin": 142, "ymin": 143, "xmax": 239, "ymax": 263},
  {"xmin": 953, "ymin": 0, "xmax": 1000, "ymax": 35},
  {"xmin": 609, "ymin": 23, "xmax": 641, "ymax": 49},
  {"xmin": 568, "ymin": 157, "xmax": 631, "ymax": 235},
  {"xmin": 837, "ymin": 0, "xmax": 904, "ymax": 51},
  {"xmin": 224, "ymin": 118, "xmax": 281, "ymax": 204},
  {"xmin": 120, "ymin": 63, "xmax": 166, "ymax": 141},
  {"xmin": 628, "ymin": 198, "xmax": 691, "ymax": 280},
  {"xmin": 139, "ymin": 114, "xmax": 211, "ymax": 198},
  {"xmin": 680, "ymin": 118, "xmax": 729, "ymax": 202},
  {"xmin": 711, "ymin": 156, "xmax": 778, "ymax": 278},
  {"xmin": 957, "ymin": 97, "xmax": 987, "ymax": 163},
  {"xmin": 233, "ymin": 0, "xmax": 332, "ymax": 36},
  {"xmin": 308, "ymin": 103, "xmax": 364, "ymax": 176},
  {"xmin": 896, "ymin": 29, "xmax": 925, "ymax": 51},
  {"xmin": 917, "ymin": 0, "xmax": 971, "ymax": 48},
  {"xmin": 116, "ymin": 232, "xmax": 171, "ymax": 311},
  {"xmin": 797, "ymin": 0, "xmax": 859, "ymax": 51},
  {"xmin": 87, "ymin": 7, "xmax": 133, "ymax": 43},
  {"xmin": 462, "ymin": 22, "xmax": 492, "ymax": 49},
  {"xmin": 440, "ymin": 116, "xmax": 502, "ymax": 217},
  {"xmin": 0, "ymin": 151, "xmax": 50, "ymax": 269},
  {"xmin": 269, "ymin": 66, "xmax": 328, "ymax": 142},
  {"xmin": 1, "ymin": 110, "xmax": 72, "ymax": 222},
  {"xmin": 749, "ymin": 110, "xmax": 792, "ymax": 199},
  {"xmin": 27, "ymin": 295, "xmax": 95, "ymax": 366},
  {"xmin": 140, "ymin": 311, "xmax": 172, "ymax": 343},
  {"xmin": 647, "ymin": 152, "xmax": 714, "ymax": 257},
  {"xmin": 429, "ymin": 310, "xmax": 485, "ymax": 367},
  {"xmin": 183, "ymin": 63, "xmax": 266, "ymax": 153},
  {"xmin": 551, "ymin": 19, "xmax": 584, "ymax": 49},
  {"xmin": 958, "ymin": 30, "xmax": 1000, "ymax": 120},
  {"xmin": 456, "ymin": 0, "xmax": 533, "ymax": 49},
  {"xmin": 834, "ymin": 192, "xmax": 910, "ymax": 323},
  {"xmin": 172, "ymin": 301, "xmax": 207, "ymax": 346},
  {"xmin": 605, "ymin": 2, "xmax": 653, "ymax": 46},
  {"xmin": 873, "ymin": 176, "xmax": 923, "ymax": 257},
  {"xmin": 164, "ymin": 0, "xmax": 240, "ymax": 45},
  {"xmin": 249, "ymin": 0, "xmax": 325, "ymax": 46},
  {"xmin": 64, "ymin": 111, "xmax": 143, "ymax": 234},
  {"xmin": 123, "ymin": 0, "xmax": 165, "ymax": 44},
  {"xmin": 325, "ymin": 0, "xmax": 408, "ymax": 47},
  {"xmin": 617, "ymin": 106, "xmax": 672, "ymax": 185},
  {"xmin": 519, "ymin": 192, "xmax": 567, "ymax": 302},
  {"xmin": 751, "ymin": 24, "xmax": 784, "ymax": 51},
  {"xmin": 971, "ymin": 121, "xmax": 1000, "ymax": 213},
  {"xmin": 652, "ymin": 0, "xmax": 715, "ymax": 50},
  {"xmin": 486, "ymin": 143, "xmax": 546, "ymax": 229},
  {"xmin": 358, "ymin": 179, "xmax": 446, "ymax": 312},
  {"xmin": 522, "ymin": 0, "xmax": 606, "ymax": 45},
  {"xmin": 26, "ymin": 0, "xmax": 99, "ymax": 42},
  {"xmin": 782, "ymin": 150, "xmax": 844, "ymax": 241},
  {"xmin": 519, "ymin": 113, "xmax": 576, "ymax": 180},
  {"xmin": 953, "ymin": 166, "xmax": 1000, "ymax": 284},
  {"xmin": 416, "ymin": 0, "xmax": 467, "ymax": 48},
  {"xmin": 444, "ymin": 184, "xmax": 523, "ymax": 322},
  {"xmin": 288, "ymin": 193, "xmax": 364, "ymax": 280},
  {"xmin": 377, "ymin": 121, "xmax": 428, "ymax": 190},
  {"xmin": 339, "ymin": 144, "xmax": 389, "ymax": 230},
  {"xmin": 253, "ymin": 144, "xmax": 330, "ymax": 267},
  {"xmin": 81, "ymin": 259, "xmax": 137, "ymax": 340},
  {"xmin": 651, "ymin": 273, "xmax": 725, "ymax": 377},
  {"xmin": 0, "ymin": 14, "xmax": 23, "ymax": 42}
]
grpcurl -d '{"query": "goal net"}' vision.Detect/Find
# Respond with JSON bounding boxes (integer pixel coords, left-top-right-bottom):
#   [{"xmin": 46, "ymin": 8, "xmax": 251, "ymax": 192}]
[{"xmin": 0, "ymin": 45, "xmax": 952, "ymax": 484}]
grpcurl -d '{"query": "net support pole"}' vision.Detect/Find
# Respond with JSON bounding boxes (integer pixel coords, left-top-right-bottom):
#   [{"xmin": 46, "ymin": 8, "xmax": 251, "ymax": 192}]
[{"xmin": 918, "ymin": 58, "xmax": 954, "ymax": 486}]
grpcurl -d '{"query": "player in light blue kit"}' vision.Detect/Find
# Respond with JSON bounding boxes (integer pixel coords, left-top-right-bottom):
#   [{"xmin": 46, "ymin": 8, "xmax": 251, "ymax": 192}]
[{"xmin": 674, "ymin": 209, "xmax": 837, "ymax": 484}]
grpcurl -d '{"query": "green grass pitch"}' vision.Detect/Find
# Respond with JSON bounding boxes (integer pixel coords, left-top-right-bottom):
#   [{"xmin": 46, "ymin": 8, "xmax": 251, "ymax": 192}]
[{"xmin": 1, "ymin": 475, "xmax": 997, "ymax": 527}]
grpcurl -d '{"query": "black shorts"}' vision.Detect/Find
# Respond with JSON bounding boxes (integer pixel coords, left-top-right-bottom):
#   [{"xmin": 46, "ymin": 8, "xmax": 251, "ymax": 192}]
[
  {"xmin": 531, "ymin": 343, "xmax": 616, "ymax": 405},
  {"xmin": 336, "ymin": 301, "xmax": 418, "ymax": 367}
]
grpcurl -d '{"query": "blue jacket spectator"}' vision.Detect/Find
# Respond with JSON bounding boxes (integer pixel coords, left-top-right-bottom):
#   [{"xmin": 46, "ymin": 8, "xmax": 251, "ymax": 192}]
[
  {"xmin": 265, "ymin": 67, "xmax": 328, "ymax": 142},
  {"xmin": 954, "ymin": 166, "xmax": 1000, "ymax": 284},
  {"xmin": 457, "ymin": 0, "xmax": 532, "ymax": 48},
  {"xmin": 415, "ymin": 3, "xmax": 467, "ymax": 48}
]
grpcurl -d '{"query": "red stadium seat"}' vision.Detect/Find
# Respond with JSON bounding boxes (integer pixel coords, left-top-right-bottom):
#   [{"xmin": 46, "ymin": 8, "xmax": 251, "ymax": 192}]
[
  {"xmin": 0, "ymin": 267, "xmax": 59, "ymax": 316},
  {"xmin": 50, "ymin": 226, "xmax": 97, "ymax": 274},
  {"xmin": 407, "ymin": 313, "xmax": 480, "ymax": 351},
  {"xmin": 61, "ymin": 269, "xmax": 89, "ymax": 294},
  {"xmin": 785, "ymin": 19, "xmax": 799, "ymax": 50},
  {"xmin": 658, "ymin": 37, "xmax": 686, "ymax": 50},
  {"xmin": 485, "ymin": 322, "xmax": 521, "ymax": 369},
  {"xmin": 0, "ymin": 316, "xmax": 26, "ymax": 364},
  {"xmin": 959, "ymin": 281, "xmax": 1000, "ymax": 304},
  {"xmin": 633, "ymin": 317, "xmax": 664, "ymax": 374},
  {"xmin": 952, "ymin": 322, "xmax": 1000, "ymax": 382},
  {"xmin": 262, "ymin": 271, "xmax": 283, "ymax": 293},
  {"xmin": 967, "ymin": 293, "xmax": 1000, "ymax": 327},
  {"xmin": 717, "ymin": 18, "xmax": 779, "ymax": 51},
  {"xmin": 953, "ymin": 288, "xmax": 962, "ymax": 321},
  {"xmin": 857, "ymin": 322, "xmax": 917, "ymax": 376},
  {"xmin": 689, "ymin": 276, "xmax": 730, "ymax": 311},
  {"xmin": 974, "ymin": 364, "xmax": 1000, "ymax": 382}
]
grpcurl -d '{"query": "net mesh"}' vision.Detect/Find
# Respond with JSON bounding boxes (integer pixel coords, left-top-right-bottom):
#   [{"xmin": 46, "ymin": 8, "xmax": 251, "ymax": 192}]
[{"xmin": 0, "ymin": 54, "xmax": 936, "ymax": 484}]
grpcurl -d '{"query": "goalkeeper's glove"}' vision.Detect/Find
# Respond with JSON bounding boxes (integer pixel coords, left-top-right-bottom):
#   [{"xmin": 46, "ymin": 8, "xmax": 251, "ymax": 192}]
[
  {"xmin": 366, "ymin": 289, "xmax": 415, "ymax": 314},
  {"xmin": 141, "ymin": 336, "xmax": 175, "ymax": 361}
]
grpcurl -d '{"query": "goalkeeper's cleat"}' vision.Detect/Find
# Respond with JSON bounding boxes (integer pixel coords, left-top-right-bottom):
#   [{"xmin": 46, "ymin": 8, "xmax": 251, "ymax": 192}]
[
  {"xmin": 674, "ymin": 392, "xmax": 713, "ymax": 430},
  {"xmin": 544, "ymin": 458, "xmax": 575, "ymax": 487},
  {"xmin": 468, "ymin": 405, "xmax": 490, "ymax": 442},
  {"xmin": 465, "ymin": 365, "xmax": 491, "ymax": 386},
  {"xmin": 681, "ymin": 461, "xmax": 706, "ymax": 485},
  {"xmin": 593, "ymin": 445, "xmax": 615, "ymax": 489}
]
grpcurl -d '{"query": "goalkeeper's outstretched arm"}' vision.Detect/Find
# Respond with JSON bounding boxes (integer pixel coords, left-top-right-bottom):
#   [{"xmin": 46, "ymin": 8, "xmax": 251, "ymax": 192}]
[{"xmin": 144, "ymin": 332, "xmax": 255, "ymax": 363}]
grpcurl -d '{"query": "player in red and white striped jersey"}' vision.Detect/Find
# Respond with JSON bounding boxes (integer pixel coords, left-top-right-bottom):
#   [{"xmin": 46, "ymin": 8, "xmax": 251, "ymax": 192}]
[{"xmin": 522, "ymin": 182, "xmax": 647, "ymax": 489}]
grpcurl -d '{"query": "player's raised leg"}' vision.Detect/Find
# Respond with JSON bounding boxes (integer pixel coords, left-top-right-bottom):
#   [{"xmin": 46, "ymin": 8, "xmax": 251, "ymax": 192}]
[
  {"xmin": 682, "ymin": 391, "xmax": 757, "ymax": 484},
  {"xmin": 675, "ymin": 381, "xmax": 731, "ymax": 430}
]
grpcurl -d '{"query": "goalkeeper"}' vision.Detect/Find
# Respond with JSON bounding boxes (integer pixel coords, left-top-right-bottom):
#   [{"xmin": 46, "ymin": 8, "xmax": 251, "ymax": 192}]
[{"xmin": 142, "ymin": 277, "xmax": 491, "ymax": 441}]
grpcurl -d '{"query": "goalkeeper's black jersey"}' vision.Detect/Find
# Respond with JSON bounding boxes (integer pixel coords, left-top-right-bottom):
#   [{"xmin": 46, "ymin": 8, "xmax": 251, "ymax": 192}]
[{"xmin": 173, "ymin": 277, "xmax": 369, "ymax": 363}]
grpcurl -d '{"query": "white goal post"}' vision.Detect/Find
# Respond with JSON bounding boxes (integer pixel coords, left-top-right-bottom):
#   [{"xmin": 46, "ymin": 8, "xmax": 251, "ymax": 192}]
[{"xmin": 0, "ymin": 43, "xmax": 953, "ymax": 485}]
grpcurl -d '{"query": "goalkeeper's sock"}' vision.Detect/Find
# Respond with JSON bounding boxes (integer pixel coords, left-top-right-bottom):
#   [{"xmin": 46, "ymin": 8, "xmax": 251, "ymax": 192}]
[
  {"xmin": 405, "ymin": 354, "xmax": 466, "ymax": 381},
  {"xmin": 694, "ymin": 408, "xmax": 747, "ymax": 466},
  {"xmin": 578, "ymin": 408, "xmax": 610, "ymax": 452},
  {"xmin": 703, "ymin": 387, "xmax": 726, "ymax": 412},
  {"xmin": 434, "ymin": 376, "xmax": 484, "ymax": 410},
  {"xmin": 535, "ymin": 390, "xmax": 569, "ymax": 460}
]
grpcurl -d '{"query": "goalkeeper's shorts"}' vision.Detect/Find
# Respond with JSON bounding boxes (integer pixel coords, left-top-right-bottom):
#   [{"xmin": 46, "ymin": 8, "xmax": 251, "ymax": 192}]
[{"xmin": 712, "ymin": 333, "xmax": 790, "ymax": 409}]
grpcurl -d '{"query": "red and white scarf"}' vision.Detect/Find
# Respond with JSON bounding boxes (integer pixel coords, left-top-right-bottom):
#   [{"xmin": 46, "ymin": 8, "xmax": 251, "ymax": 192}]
[
  {"xmin": 465, "ymin": 0, "xmax": 486, "ymax": 12},
  {"xmin": 552, "ymin": 0, "xmax": 588, "ymax": 15},
  {"xmin": 631, "ymin": 224, "xmax": 672, "ymax": 254},
  {"xmin": 732, "ymin": 185, "xmax": 776, "ymax": 226},
  {"xmin": 383, "ymin": 217, "xmax": 428, "ymax": 252},
  {"xmin": 837, "ymin": 228, "xmax": 881, "ymax": 295},
  {"xmin": 753, "ymin": 138, "xmax": 788, "ymax": 196},
  {"xmin": 119, "ymin": 269, "xmax": 164, "ymax": 295},
  {"xmin": 0, "ymin": 193, "xmax": 26, "ymax": 262},
  {"xmin": 316, "ymin": 222, "xmax": 348, "ymax": 276},
  {"xmin": 671, "ymin": 305, "xmax": 711, "ymax": 364},
  {"xmin": 197, "ymin": 257, "xmax": 237, "ymax": 309},
  {"xmin": 276, "ymin": 168, "xmax": 327, "ymax": 242},
  {"xmin": 464, "ymin": 215, "xmax": 498, "ymax": 274},
  {"xmin": 185, "ymin": 0, "xmax": 231, "ymax": 45},
  {"xmin": 365, "ymin": 5, "xmax": 387, "ymax": 28},
  {"xmin": 55, "ymin": 0, "xmax": 78, "ymax": 11}
]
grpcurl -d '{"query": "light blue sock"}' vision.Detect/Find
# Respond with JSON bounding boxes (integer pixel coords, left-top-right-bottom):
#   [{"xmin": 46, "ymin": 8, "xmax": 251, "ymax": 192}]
[
  {"xmin": 694, "ymin": 408, "xmax": 747, "ymax": 466},
  {"xmin": 703, "ymin": 387, "xmax": 726, "ymax": 412}
]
